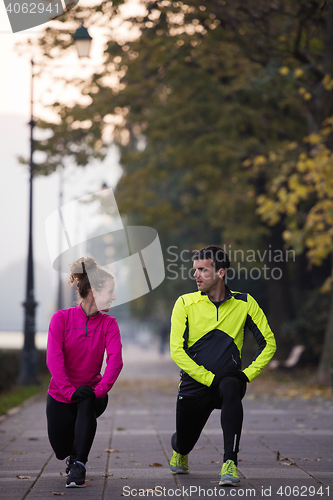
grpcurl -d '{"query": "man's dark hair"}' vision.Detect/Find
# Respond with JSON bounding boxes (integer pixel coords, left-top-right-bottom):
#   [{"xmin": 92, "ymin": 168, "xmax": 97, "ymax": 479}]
[{"xmin": 193, "ymin": 245, "xmax": 230, "ymax": 272}]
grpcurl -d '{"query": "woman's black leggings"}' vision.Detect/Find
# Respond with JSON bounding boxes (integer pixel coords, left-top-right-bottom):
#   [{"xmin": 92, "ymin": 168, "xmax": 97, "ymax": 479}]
[
  {"xmin": 46, "ymin": 394, "xmax": 108, "ymax": 464},
  {"xmin": 172, "ymin": 376, "xmax": 246, "ymax": 465}
]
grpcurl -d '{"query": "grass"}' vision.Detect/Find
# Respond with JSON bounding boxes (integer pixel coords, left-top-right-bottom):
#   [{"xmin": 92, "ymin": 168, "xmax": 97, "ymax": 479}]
[{"xmin": 0, "ymin": 374, "xmax": 50, "ymax": 417}]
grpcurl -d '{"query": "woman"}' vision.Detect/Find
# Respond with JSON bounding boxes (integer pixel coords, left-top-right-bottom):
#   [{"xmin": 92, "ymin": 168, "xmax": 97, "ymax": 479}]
[{"xmin": 46, "ymin": 256, "xmax": 123, "ymax": 488}]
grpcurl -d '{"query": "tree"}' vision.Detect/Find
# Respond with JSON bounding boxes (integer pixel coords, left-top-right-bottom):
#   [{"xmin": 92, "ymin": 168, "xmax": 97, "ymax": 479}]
[
  {"xmin": 251, "ymin": 118, "xmax": 333, "ymax": 382},
  {"xmin": 25, "ymin": 0, "xmax": 333, "ymax": 367}
]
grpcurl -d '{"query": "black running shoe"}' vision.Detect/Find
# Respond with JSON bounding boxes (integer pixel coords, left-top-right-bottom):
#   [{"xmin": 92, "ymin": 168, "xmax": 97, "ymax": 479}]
[
  {"xmin": 65, "ymin": 455, "xmax": 75, "ymax": 476},
  {"xmin": 66, "ymin": 461, "xmax": 86, "ymax": 488}
]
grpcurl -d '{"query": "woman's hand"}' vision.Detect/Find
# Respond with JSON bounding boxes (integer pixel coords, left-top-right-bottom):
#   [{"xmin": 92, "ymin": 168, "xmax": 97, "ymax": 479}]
[{"xmin": 71, "ymin": 385, "xmax": 95, "ymax": 402}]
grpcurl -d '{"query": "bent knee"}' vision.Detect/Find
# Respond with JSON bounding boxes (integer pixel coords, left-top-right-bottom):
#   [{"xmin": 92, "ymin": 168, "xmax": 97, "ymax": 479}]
[{"xmin": 219, "ymin": 376, "xmax": 242, "ymax": 400}]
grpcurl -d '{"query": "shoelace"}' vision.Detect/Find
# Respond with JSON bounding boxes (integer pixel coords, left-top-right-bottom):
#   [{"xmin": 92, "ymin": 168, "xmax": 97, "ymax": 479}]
[{"xmin": 222, "ymin": 461, "xmax": 236, "ymax": 476}]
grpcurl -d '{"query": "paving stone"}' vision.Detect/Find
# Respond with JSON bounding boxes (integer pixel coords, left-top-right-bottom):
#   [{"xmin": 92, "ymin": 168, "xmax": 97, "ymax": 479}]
[{"xmin": 0, "ymin": 349, "xmax": 332, "ymax": 499}]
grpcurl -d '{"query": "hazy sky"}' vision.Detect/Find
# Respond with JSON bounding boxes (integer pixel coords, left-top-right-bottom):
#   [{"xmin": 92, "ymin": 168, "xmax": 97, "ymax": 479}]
[
  {"xmin": 0, "ymin": 2, "xmax": 126, "ymax": 328},
  {"xmin": 0, "ymin": 3, "xmax": 126, "ymax": 269}
]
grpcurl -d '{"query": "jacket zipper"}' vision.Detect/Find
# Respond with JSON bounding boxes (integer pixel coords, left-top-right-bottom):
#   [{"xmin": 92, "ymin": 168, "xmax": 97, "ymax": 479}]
[
  {"xmin": 86, "ymin": 317, "xmax": 89, "ymax": 337},
  {"xmin": 215, "ymin": 295, "xmax": 232, "ymax": 321}
]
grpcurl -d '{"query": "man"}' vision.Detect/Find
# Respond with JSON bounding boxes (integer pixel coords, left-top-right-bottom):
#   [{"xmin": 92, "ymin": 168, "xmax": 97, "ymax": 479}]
[{"xmin": 169, "ymin": 245, "xmax": 276, "ymax": 486}]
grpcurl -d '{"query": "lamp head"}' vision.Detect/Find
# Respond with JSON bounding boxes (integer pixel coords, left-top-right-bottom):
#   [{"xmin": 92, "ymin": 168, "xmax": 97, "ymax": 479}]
[{"xmin": 73, "ymin": 24, "xmax": 92, "ymax": 58}]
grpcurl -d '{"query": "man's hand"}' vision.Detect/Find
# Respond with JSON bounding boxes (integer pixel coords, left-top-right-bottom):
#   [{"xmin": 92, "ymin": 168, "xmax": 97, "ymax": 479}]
[
  {"xmin": 237, "ymin": 370, "xmax": 249, "ymax": 384},
  {"xmin": 71, "ymin": 385, "xmax": 95, "ymax": 402},
  {"xmin": 211, "ymin": 368, "xmax": 249, "ymax": 388}
]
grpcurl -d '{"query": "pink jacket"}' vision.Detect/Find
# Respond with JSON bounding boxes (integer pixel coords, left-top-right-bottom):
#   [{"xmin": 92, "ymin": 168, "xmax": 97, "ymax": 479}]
[{"xmin": 47, "ymin": 305, "xmax": 123, "ymax": 403}]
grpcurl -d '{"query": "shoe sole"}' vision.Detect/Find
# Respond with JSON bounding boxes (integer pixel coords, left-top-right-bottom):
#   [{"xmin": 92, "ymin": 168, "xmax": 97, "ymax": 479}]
[
  {"xmin": 170, "ymin": 469, "xmax": 189, "ymax": 474},
  {"xmin": 219, "ymin": 479, "xmax": 240, "ymax": 486},
  {"xmin": 66, "ymin": 482, "xmax": 86, "ymax": 488}
]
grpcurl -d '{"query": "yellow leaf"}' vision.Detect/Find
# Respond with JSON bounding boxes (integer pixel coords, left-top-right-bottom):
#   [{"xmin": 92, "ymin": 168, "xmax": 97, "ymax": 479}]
[
  {"xmin": 254, "ymin": 155, "xmax": 266, "ymax": 166},
  {"xmin": 294, "ymin": 68, "xmax": 304, "ymax": 78},
  {"xmin": 242, "ymin": 159, "xmax": 251, "ymax": 167},
  {"xmin": 279, "ymin": 66, "xmax": 290, "ymax": 76},
  {"xmin": 323, "ymin": 74, "xmax": 333, "ymax": 91}
]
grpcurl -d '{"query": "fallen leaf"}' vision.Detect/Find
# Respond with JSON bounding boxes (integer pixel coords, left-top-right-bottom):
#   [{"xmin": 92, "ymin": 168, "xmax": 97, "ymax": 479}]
[
  {"xmin": 117, "ymin": 428, "xmax": 126, "ymax": 431},
  {"xmin": 121, "ymin": 476, "xmax": 127, "ymax": 479},
  {"xmin": 16, "ymin": 475, "xmax": 31, "ymax": 479},
  {"xmin": 52, "ymin": 493, "xmax": 65, "ymax": 496},
  {"xmin": 105, "ymin": 449, "xmax": 119, "ymax": 453},
  {"xmin": 149, "ymin": 463, "xmax": 162, "ymax": 467},
  {"xmin": 101, "ymin": 472, "xmax": 113, "ymax": 477},
  {"xmin": 12, "ymin": 451, "xmax": 26, "ymax": 455},
  {"xmin": 194, "ymin": 446, "xmax": 203, "ymax": 450},
  {"xmin": 28, "ymin": 438, "xmax": 39, "ymax": 441},
  {"xmin": 211, "ymin": 461, "xmax": 220, "ymax": 464}
]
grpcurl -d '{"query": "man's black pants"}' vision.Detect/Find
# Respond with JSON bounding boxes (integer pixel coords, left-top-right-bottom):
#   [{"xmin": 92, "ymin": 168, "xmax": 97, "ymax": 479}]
[
  {"xmin": 46, "ymin": 394, "xmax": 108, "ymax": 464},
  {"xmin": 172, "ymin": 376, "xmax": 246, "ymax": 465}
]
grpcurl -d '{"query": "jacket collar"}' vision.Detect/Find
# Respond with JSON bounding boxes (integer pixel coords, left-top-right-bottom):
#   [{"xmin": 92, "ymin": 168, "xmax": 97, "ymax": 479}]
[
  {"xmin": 77, "ymin": 304, "xmax": 102, "ymax": 321},
  {"xmin": 200, "ymin": 285, "xmax": 232, "ymax": 303}
]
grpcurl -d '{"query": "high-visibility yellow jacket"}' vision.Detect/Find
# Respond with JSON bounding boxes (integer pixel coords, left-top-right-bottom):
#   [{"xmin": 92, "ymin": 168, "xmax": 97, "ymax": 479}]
[{"xmin": 170, "ymin": 287, "xmax": 276, "ymax": 397}]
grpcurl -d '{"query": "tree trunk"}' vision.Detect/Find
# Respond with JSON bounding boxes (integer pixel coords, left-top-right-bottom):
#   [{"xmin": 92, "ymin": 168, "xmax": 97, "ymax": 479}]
[
  {"xmin": 265, "ymin": 223, "xmax": 295, "ymax": 358},
  {"xmin": 317, "ymin": 287, "xmax": 333, "ymax": 385},
  {"xmin": 314, "ymin": 3, "xmax": 333, "ymax": 382}
]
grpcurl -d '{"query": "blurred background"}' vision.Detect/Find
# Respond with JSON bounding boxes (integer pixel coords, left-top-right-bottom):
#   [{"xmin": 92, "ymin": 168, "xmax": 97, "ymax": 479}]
[{"xmin": 1, "ymin": 0, "xmax": 333, "ymax": 391}]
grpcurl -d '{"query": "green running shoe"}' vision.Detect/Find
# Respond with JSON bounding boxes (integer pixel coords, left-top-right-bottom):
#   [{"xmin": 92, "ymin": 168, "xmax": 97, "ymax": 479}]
[
  {"xmin": 219, "ymin": 459, "xmax": 240, "ymax": 486},
  {"xmin": 170, "ymin": 450, "xmax": 189, "ymax": 474}
]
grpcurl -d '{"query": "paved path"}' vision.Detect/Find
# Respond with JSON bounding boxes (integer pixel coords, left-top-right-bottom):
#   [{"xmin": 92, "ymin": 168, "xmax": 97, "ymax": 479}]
[{"xmin": 0, "ymin": 346, "xmax": 332, "ymax": 500}]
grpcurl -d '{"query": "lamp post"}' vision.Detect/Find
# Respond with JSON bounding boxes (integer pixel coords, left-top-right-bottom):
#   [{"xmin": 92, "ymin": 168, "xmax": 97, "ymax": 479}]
[
  {"xmin": 19, "ymin": 58, "xmax": 38, "ymax": 385},
  {"xmin": 20, "ymin": 24, "xmax": 92, "ymax": 384}
]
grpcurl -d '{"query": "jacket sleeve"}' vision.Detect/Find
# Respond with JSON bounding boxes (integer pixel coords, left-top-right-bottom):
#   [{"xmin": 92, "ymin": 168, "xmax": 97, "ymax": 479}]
[
  {"xmin": 170, "ymin": 296, "xmax": 215, "ymax": 387},
  {"xmin": 93, "ymin": 318, "xmax": 123, "ymax": 399},
  {"xmin": 46, "ymin": 311, "xmax": 76, "ymax": 402},
  {"xmin": 243, "ymin": 295, "xmax": 277, "ymax": 382}
]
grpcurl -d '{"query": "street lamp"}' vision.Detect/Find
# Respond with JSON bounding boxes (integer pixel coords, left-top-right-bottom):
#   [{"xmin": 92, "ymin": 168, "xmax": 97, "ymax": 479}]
[
  {"xmin": 19, "ymin": 58, "xmax": 39, "ymax": 385},
  {"xmin": 72, "ymin": 24, "xmax": 92, "ymax": 58},
  {"xmin": 20, "ymin": 25, "xmax": 93, "ymax": 384}
]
